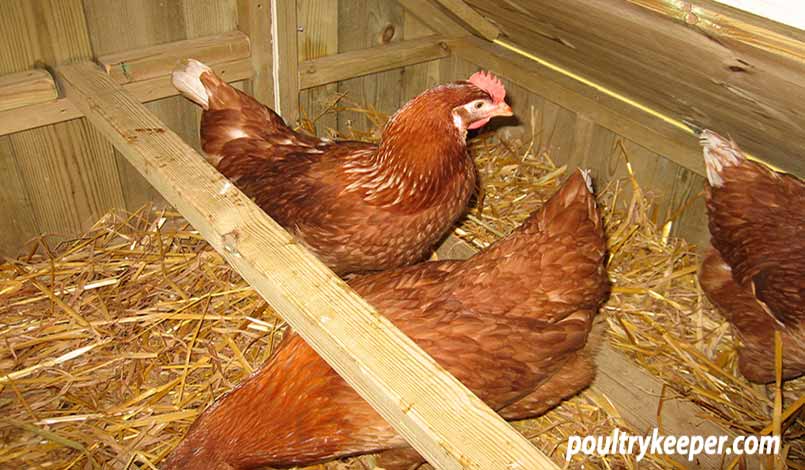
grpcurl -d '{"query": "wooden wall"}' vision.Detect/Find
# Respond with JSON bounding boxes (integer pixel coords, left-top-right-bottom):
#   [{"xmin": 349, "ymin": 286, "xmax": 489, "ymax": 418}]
[
  {"xmin": 297, "ymin": 0, "xmax": 442, "ymax": 136},
  {"xmin": 0, "ymin": 0, "xmax": 239, "ymax": 256},
  {"xmin": 0, "ymin": 0, "xmax": 708, "ymax": 256},
  {"xmin": 441, "ymin": 55, "xmax": 710, "ymax": 247}
]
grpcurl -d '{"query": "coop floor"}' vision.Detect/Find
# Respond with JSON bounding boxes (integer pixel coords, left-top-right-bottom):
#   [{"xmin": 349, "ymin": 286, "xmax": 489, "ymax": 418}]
[{"xmin": 0, "ymin": 128, "xmax": 802, "ymax": 469}]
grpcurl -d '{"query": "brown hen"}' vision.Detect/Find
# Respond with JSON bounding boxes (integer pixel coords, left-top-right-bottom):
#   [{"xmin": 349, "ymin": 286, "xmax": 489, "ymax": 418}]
[
  {"xmin": 162, "ymin": 170, "xmax": 609, "ymax": 470},
  {"xmin": 698, "ymin": 130, "xmax": 805, "ymax": 383},
  {"xmin": 172, "ymin": 60, "xmax": 512, "ymax": 275}
]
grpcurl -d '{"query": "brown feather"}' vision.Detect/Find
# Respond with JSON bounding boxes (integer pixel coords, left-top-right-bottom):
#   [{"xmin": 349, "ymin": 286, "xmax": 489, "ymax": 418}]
[{"xmin": 162, "ymin": 171, "xmax": 609, "ymax": 470}]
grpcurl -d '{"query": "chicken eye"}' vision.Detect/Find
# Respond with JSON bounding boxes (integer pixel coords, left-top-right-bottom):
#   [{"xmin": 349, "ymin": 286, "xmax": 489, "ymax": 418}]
[{"xmin": 475, "ymin": 101, "xmax": 484, "ymax": 109}]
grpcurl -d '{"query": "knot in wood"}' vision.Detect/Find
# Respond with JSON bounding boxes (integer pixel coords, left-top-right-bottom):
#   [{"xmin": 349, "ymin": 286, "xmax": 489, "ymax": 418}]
[
  {"xmin": 222, "ymin": 229, "xmax": 241, "ymax": 257},
  {"xmin": 380, "ymin": 24, "xmax": 396, "ymax": 44}
]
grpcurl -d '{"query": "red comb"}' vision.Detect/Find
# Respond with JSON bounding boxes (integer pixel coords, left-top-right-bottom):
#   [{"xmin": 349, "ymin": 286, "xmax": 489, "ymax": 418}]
[{"xmin": 468, "ymin": 71, "xmax": 505, "ymax": 104}]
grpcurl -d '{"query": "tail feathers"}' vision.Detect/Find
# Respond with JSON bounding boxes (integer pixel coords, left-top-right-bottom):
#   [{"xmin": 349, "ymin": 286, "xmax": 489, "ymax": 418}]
[
  {"xmin": 533, "ymin": 168, "xmax": 603, "ymax": 238},
  {"xmin": 172, "ymin": 59, "xmax": 214, "ymax": 109},
  {"xmin": 549, "ymin": 169, "xmax": 597, "ymax": 214},
  {"xmin": 700, "ymin": 129, "xmax": 744, "ymax": 187}
]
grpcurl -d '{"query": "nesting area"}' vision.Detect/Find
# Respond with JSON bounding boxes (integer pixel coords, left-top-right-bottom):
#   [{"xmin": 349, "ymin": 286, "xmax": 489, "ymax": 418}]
[{"xmin": 1, "ymin": 104, "xmax": 802, "ymax": 469}]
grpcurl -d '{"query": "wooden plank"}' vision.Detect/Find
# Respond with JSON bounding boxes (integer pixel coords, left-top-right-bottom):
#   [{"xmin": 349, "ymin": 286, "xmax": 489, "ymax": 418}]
[
  {"xmin": 180, "ymin": 0, "xmax": 239, "ymax": 39},
  {"xmin": 0, "ymin": 138, "xmax": 37, "ymax": 254},
  {"xmin": 1, "ymin": 33, "xmax": 449, "ymax": 136},
  {"xmin": 297, "ymin": 0, "xmax": 339, "ymax": 134},
  {"xmin": 450, "ymin": 36, "xmax": 705, "ymax": 175},
  {"xmin": 57, "ymin": 60, "xmax": 560, "ymax": 470},
  {"xmin": 237, "ymin": 0, "xmax": 275, "ymax": 107},
  {"xmin": 98, "ymin": 31, "xmax": 250, "ymax": 84},
  {"xmin": 299, "ymin": 36, "xmax": 450, "ymax": 90},
  {"xmin": 630, "ymin": 0, "xmax": 805, "ymax": 62},
  {"xmin": 0, "ymin": 0, "xmax": 125, "ymax": 256},
  {"xmin": 397, "ymin": 0, "xmax": 470, "ymax": 37},
  {"xmin": 432, "ymin": 0, "xmax": 499, "ymax": 40},
  {"xmin": 465, "ymin": 0, "xmax": 805, "ymax": 176},
  {"xmin": 0, "ymin": 69, "xmax": 58, "ymax": 112},
  {"xmin": 0, "ymin": 59, "xmax": 253, "ymax": 136},
  {"xmin": 270, "ymin": 0, "xmax": 300, "ymax": 124},
  {"xmin": 337, "ymin": 0, "xmax": 405, "ymax": 133},
  {"xmin": 401, "ymin": 11, "xmax": 441, "ymax": 102}
]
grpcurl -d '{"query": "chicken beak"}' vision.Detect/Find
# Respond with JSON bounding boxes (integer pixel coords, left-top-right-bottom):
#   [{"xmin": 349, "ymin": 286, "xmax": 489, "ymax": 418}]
[{"xmin": 491, "ymin": 101, "xmax": 513, "ymax": 118}]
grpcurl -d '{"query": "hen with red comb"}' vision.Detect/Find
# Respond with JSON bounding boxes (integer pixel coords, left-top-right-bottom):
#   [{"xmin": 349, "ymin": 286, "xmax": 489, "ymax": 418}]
[{"xmin": 172, "ymin": 60, "xmax": 513, "ymax": 275}]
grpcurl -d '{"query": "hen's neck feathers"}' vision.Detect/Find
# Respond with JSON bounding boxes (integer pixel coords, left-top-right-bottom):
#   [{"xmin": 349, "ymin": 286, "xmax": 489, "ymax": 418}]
[{"xmin": 343, "ymin": 84, "xmax": 485, "ymax": 210}]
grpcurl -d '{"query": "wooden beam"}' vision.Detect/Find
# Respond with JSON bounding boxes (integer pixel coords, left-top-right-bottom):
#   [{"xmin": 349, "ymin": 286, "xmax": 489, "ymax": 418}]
[
  {"xmin": 237, "ymin": 0, "xmax": 274, "ymax": 105},
  {"xmin": 0, "ymin": 60, "xmax": 252, "ymax": 136},
  {"xmin": 299, "ymin": 35, "xmax": 450, "ymax": 90},
  {"xmin": 270, "ymin": 0, "xmax": 300, "ymax": 124},
  {"xmin": 463, "ymin": 0, "xmax": 805, "ymax": 176},
  {"xmin": 97, "ymin": 31, "xmax": 250, "ymax": 84},
  {"xmin": 0, "ymin": 70, "xmax": 58, "ymax": 113},
  {"xmin": 2, "ymin": 33, "xmax": 447, "ymax": 136},
  {"xmin": 56, "ymin": 60, "xmax": 560, "ymax": 470},
  {"xmin": 397, "ymin": 0, "xmax": 471, "ymax": 37},
  {"xmin": 449, "ymin": 36, "xmax": 705, "ymax": 175},
  {"xmin": 432, "ymin": 0, "xmax": 499, "ymax": 40}
]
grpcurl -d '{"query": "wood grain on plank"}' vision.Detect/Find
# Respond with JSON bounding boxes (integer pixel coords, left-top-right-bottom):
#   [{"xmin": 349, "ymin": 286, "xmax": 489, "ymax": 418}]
[
  {"xmin": 98, "ymin": 31, "xmax": 250, "ymax": 84},
  {"xmin": 270, "ymin": 0, "xmax": 300, "ymax": 124},
  {"xmin": 0, "ymin": 60, "xmax": 253, "ymax": 137},
  {"xmin": 401, "ymin": 12, "xmax": 442, "ymax": 103},
  {"xmin": 297, "ymin": 0, "xmax": 339, "ymax": 134},
  {"xmin": 465, "ymin": 0, "xmax": 805, "ymax": 176},
  {"xmin": 337, "ymin": 0, "xmax": 405, "ymax": 133},
  {"xmin": 237, "ymin": 0, "xmax": 274, "ymax": 106},
  {"xmin": 0, "ymin": 70, "xmax": 58, "ymax": 112},
  {"xmin": 300, "ymin": 35, "xmax": 449, "ymax": 90},
  {"xmin": 432, "ymin": 0, "xmax": 499, "ymax": 40},
  {"xmin": 397, "ymin": 0, "xmax": 470, "ymax": 37}
]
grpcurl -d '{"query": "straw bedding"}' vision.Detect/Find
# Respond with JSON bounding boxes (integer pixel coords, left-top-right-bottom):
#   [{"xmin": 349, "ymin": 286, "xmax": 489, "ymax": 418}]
[{"xmin": 0, "ymin": 104, "xmax": 802, "ymax": 470}]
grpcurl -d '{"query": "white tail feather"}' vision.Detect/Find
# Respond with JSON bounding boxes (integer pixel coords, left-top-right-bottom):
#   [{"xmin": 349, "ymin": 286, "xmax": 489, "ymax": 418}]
[
  {"xmin": 700, "ymin": 129, "xmax": 743, "ymax": 188},
  {"xmin": 579, "ymin": 168, "xmax": 593, "ymax": 194},
  {"xmin": 172, "ymin": 59, "xmax": 212, "ymax": 110}
]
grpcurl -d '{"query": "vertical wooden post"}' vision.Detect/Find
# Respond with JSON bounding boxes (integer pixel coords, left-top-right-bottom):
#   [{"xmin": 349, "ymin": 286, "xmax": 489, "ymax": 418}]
[
  {"xmin": 270, "ymin": 0, "xmax": 300, "ymax": 124},
  {"xmin": 297, "ymin": 0, "xmax": 338, "ymax": 133},
  {"xmin": 237, "ymin": 0, "xmax": 275, "ymax": 106}
]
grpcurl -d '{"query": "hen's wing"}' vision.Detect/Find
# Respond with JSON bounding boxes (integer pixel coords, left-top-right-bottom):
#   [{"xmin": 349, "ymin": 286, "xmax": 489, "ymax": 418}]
[
  {"xmin": 700, "ymin": 249, "xmax": 777, "ymax": 382},
  {"xmin": 701, "ymin": 131, "xmax": 805, "ymax": 328},
  {"xmin": 213, "ymin": 138, "xmax": 374, "ymax": 224}
]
